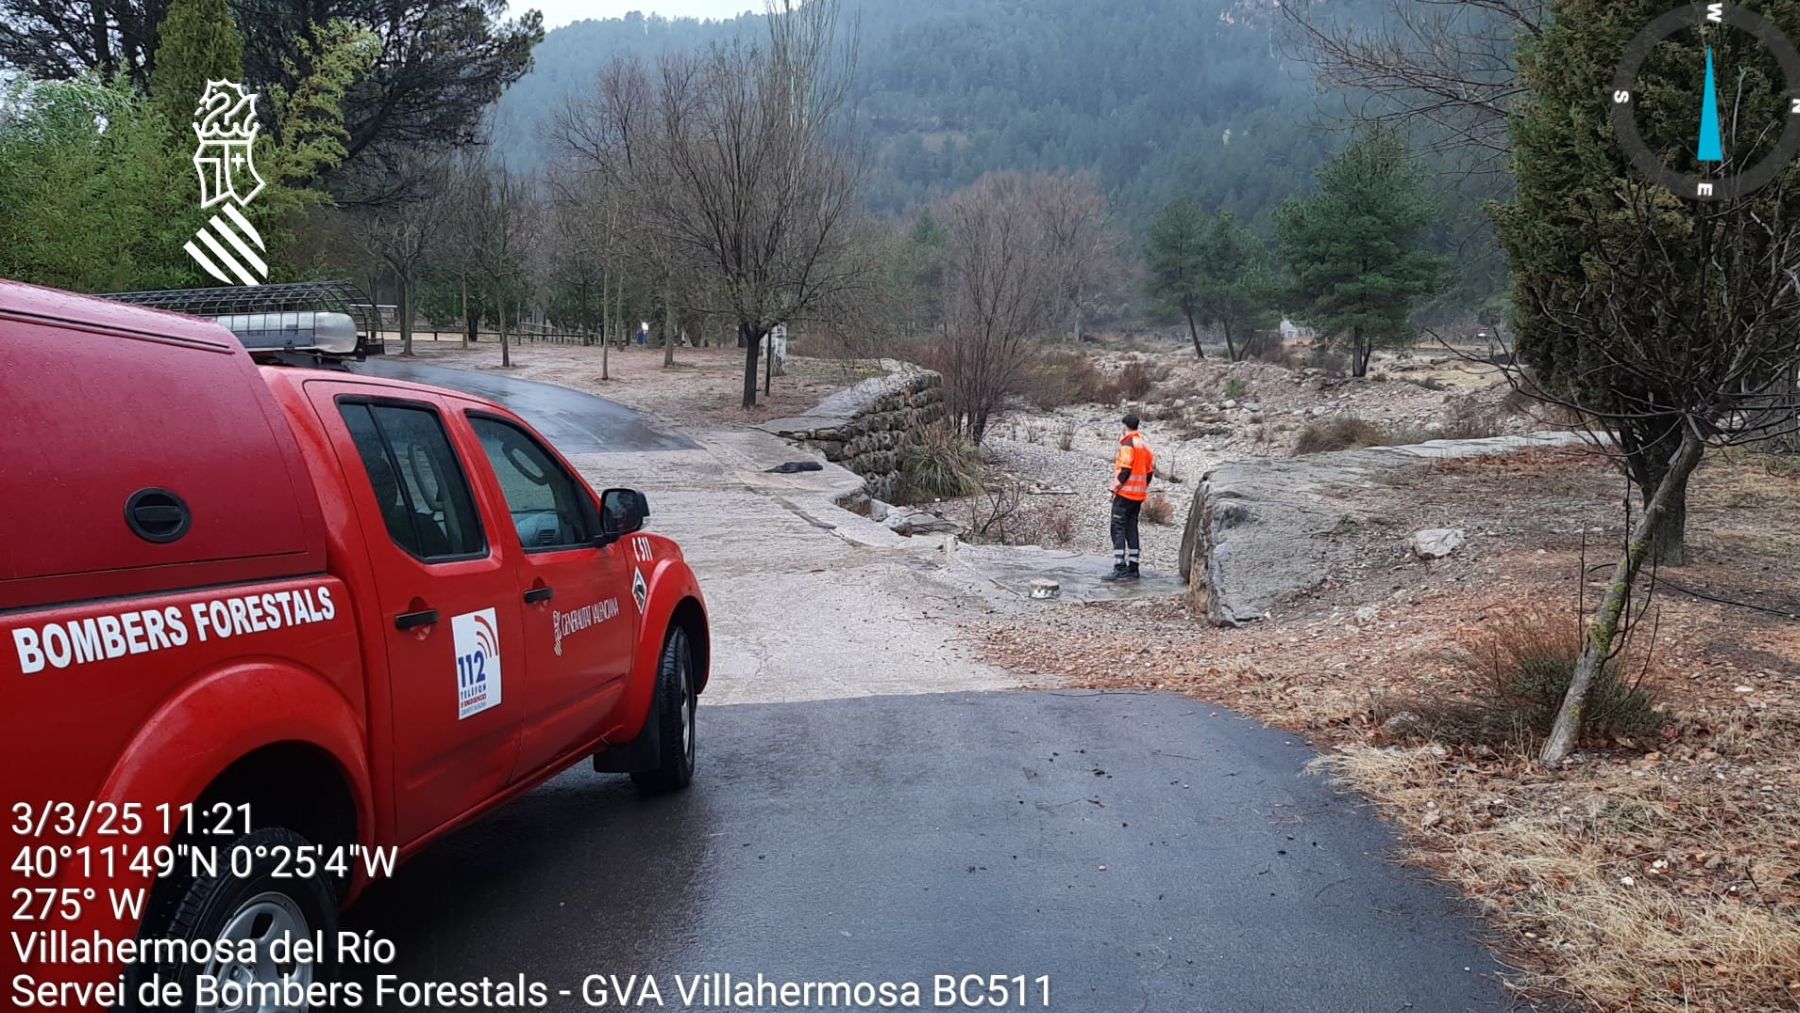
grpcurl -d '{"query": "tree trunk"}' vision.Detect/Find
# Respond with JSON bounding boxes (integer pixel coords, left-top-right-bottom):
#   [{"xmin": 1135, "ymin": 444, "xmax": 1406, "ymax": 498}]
[
  {"xmin": 741, "ymin": 323, "xmax": 760, "ymax": 408},
  {"xmin": 399, "ymin": 276, "xmax": 413, "ymax": 357},
  {"xmin": 1539, "ymin": 429, "xmax": 1705, "ymax": 764},
  {"xmin": 662, "ymin": 290, "xmax": 676, "ymax": 368},
  {"xmin": 1647, "ymin": 473, "xmax": 1690, "ymax": 566},
  {"xmin": 1626, "ymin": 418, "xmax": 1694, "ymax": 566},
  {"xmin": 1222, "ymin": 321, "xmax": 1239, "ymax": 362},
  {"xmin": 764, "ymin": 331, "xmax": 773, "ymax": 395},
  {"xmin": 459, "ymin": 275, "xmax": 472, "ymax": 349},
  {"xmin": 500, "ymin": 300, "xmax": 511, "ymax": 369},
  {"xmin": 1185, "ymin": 312, "xmax": 1205, "ymax": 360}
]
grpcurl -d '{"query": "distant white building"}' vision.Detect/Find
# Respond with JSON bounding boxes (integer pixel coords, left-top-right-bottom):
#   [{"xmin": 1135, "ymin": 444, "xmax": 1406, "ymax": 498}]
[{"xmin": 1279, "ymin": 318, "xmax": 1315, "ymax": 341}]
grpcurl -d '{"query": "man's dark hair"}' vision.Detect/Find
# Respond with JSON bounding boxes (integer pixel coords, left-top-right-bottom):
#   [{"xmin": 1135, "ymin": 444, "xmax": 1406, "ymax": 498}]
[{"xmin": 1122, "ymin": 414, "xmax": 1140, "ymax": 430}]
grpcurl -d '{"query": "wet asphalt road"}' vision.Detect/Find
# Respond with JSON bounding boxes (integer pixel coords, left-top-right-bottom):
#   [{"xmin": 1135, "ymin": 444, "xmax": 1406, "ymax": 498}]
[
  {"xmin": 356, "ymin": 358, "xmax": 694, "ymax": 454},
  {"xmin": 345, "ymin": 691, "xmax": 1520, "ymax": 1013},
  {"xmin": 341, "ymin": 363, "xmax": 1521, "ymax": 1010}
]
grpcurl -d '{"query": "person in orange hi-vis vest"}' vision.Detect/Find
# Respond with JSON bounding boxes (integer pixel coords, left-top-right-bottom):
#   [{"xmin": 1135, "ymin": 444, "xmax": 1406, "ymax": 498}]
[{"xmin": 1104, "ymin": 413, "xmax": 1154, "ymax": 582}]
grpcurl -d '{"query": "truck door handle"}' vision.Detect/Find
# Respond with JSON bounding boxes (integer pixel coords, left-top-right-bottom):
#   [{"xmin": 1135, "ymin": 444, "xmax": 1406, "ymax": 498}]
[
  {"xmin": 394, "ymin": 608, "xmax": 439, "ymax": 631},
  {"xmin": 523, "ymin": 586, "xmax": 554, "ymax": 604}
]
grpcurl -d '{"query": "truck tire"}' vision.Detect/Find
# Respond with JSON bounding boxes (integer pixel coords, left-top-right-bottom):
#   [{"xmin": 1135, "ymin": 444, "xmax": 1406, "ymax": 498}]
[
  {"xmin": 126, "ymin": 826, "xmax": 338, "ymax": 1013},
  {"xmin": 630, "ymin": 625, "xmax": 697, "ymax": 793}
]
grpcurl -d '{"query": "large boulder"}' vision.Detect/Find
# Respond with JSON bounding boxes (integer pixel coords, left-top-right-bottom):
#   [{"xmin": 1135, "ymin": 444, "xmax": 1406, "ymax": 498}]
[{"xmin": 1178, "ymin": 433, "xmax": 1585, "ymax": 627}]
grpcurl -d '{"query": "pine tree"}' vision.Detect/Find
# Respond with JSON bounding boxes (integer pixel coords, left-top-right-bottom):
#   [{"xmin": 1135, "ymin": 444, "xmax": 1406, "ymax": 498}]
[
  {"xmin": 148, "ymin": 0, "xmax": 245, "ymax": 138},
  {"xmin": 1143, "ymin": 199, "xmax": 1210, "ymax": 358},
  {"xmin": 1275, "ymin": 129, "xmax": 1443, "ymax": 377}
]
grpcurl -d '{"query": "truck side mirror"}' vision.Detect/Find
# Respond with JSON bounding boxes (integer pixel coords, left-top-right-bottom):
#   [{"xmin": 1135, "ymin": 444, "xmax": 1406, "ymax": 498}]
[{"xmin": 596, "ymin": 487, "xmax": 649, "ymax": 546}]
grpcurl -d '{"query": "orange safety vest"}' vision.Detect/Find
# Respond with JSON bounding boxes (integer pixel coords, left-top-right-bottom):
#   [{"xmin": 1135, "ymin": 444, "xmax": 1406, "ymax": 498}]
[{"xmin": 1111, "ymin": 431, "xmax": 1153, "ymax": 501}]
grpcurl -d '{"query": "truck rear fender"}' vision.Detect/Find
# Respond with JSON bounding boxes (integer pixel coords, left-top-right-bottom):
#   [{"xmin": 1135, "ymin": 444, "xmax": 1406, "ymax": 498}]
[{"xmin": 92, "ymin": 660, "xmax": 372, "ymax": 898}]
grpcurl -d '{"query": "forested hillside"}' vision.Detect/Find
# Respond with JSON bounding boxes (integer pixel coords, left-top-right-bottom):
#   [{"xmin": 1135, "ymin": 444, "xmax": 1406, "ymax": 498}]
[{"xmin": 494, "ymin": 0, "xmax": 1359, "ymax": 231}]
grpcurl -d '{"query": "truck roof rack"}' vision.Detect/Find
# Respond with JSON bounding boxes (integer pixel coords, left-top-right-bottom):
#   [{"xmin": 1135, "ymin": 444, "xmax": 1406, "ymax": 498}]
[{"xmin": 102, "ymin": 281, "xmax": 385, "ymax": 364}]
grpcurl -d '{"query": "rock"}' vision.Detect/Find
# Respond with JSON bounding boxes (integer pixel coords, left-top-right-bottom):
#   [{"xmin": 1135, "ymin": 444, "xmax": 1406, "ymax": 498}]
[
  {"xmin": 884, "ymin": 510, "xmax": 962, "ymax": 537},
  {"xmin": 1222, "ymin": 399, "xmax": 1239, "ymax": 409},
  {"xmin": 1177, "ymin": 433, "xmax": 1581, "ymax": 628},
  {"xmin": 1382, "ymin": 710, "xmax": 1422, "ymax": 735},
  {"xmin": 1411, "ymin": 528, "xmax": 1466, "ymax": 560},
  {"xmin": 866, "ymin": 499, "xmax": 891, "ymax": 522},
  {"xmin": 1354, "ymin": 605, "xmax": 1379, "ymax": 624}
]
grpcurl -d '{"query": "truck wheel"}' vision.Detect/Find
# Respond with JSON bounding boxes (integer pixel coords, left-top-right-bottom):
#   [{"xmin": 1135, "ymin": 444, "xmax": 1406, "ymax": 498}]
[
  {"xmin": 631, "ymin": 625, "xmax": 697, "ymax": 793},
  {"xmin": 128, "ymin": 826, "xmax": 338, "ymax": 1012}
]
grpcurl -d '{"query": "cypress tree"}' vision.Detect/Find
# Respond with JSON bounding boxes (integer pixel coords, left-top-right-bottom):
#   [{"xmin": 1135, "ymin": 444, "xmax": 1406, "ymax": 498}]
[
  {"xmin": 148, "ymin": 0, "xmax": 246, "ymax": 137},
  {"xmin": 1491, "ymin": 0, "xmax": 1800, "ymax": 564}
]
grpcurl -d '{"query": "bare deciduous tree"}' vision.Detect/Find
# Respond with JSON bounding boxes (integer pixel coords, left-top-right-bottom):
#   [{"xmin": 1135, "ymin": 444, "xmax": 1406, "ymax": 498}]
[
  {"xmin": 461, "ymin": 160, "xmax": 536, "ymax": 369},
  {"xmin": 1032, "ymin": 172, "xmax": 1120, "ymax": 345},
  {"xmin": 356, "ymin": 153, "xmax": 449, "ymax": 357},
  {"xmin": 1281, "ymin": 0, "xmax": 1544, "ymax": 175},
  {"xmin": 936, "ymin": 172, "xmax": 1065, "ymax": 444},
  {"xmin": 632, "ymin": 0, "xmax": 868, "ymax": 407}
]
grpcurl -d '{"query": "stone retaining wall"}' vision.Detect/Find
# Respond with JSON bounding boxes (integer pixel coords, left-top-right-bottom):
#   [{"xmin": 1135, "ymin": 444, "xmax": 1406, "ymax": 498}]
[{"xmin": 758, "ymin": 360, "xmax": 946, "ymax": 501}]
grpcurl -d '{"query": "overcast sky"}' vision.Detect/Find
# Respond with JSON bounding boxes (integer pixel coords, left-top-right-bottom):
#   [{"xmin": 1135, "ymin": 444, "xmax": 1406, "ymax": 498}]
[{"xmin": 531, "ymin": 1, "xmax": 758, "ymax": 30}]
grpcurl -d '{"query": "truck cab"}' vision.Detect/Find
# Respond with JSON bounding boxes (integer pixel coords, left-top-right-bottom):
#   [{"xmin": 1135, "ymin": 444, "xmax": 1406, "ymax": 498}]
[{"xmin": 0, "ymin": 280, "xmax": 709, "ymax": 1008}]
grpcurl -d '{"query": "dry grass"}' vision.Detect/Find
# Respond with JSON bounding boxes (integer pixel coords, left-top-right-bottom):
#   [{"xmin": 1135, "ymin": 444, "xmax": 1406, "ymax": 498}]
[
  {"xmin": 1315, "ymin": 744, "xmax": 1800, "ymax": 1013},
  {"xmin": 1377, "ymin": 609, "xmax": 1666, "ymax": 749},
  {"xmin": 1141, "ymin": 490, "xmax": 1176, "ymax": 526},
  {"xmin": 1018, "ymin": 353, "xmax": 1162, "ymax": 408},
  {"xmin": 900, "ymin": 422, "xmax": 983, "ymax": 501},
  {"xmin": 1293, "ymin": 416, "xmax": 1391, "ymax": 454}
]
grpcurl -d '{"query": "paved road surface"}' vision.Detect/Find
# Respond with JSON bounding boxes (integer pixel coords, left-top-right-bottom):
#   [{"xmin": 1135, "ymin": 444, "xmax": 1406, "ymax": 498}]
[
  {"xmin": 357, "ymin": 358, "xmax": 695, "ymax": 453},
  {"xmin": 345, "ymin": 362, "xmax": 1524, "ymax": 1012}
]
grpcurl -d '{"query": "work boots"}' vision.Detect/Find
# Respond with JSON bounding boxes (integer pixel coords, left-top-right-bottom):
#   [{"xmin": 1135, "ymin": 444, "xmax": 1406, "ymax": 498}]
[{"xmin": 1101, "ymin": 564, "xmax": 1141, "ymax": 583}]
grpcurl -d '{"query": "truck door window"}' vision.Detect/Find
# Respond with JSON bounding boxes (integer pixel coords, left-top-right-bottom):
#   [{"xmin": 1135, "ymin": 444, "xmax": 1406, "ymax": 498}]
[
  {"xmin": 469, "ymin": 416, "xmax": 593, "ymax": 551},
  {"xmin": 341, "ymin": 402, "xmax": 486, "ymax": 561}
]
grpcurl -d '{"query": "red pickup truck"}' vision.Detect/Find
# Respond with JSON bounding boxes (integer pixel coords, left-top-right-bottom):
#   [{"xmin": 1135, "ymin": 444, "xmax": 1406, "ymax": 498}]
[{"xmin": 0, "ymin": 281, "xmax": 709, "ymax": 1007}]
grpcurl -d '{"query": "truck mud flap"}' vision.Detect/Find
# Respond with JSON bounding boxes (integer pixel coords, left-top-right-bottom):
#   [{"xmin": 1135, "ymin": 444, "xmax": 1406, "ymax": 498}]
[{"xmin": 592, "ymin": 697, "xmax": 660, "ymax": 774}]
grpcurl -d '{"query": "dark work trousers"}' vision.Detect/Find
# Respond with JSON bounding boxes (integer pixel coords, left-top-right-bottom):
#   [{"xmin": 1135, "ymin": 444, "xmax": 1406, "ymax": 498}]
[{"xmin": 1110, "ymin": 495, "xmax": 1143, "ymax": 570}]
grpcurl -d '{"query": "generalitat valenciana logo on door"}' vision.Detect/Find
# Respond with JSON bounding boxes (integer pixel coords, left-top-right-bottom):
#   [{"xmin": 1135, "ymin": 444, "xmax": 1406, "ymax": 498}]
[{"xmin": 185, "ymin": 79, "xmax": 269, "ymax": 286}]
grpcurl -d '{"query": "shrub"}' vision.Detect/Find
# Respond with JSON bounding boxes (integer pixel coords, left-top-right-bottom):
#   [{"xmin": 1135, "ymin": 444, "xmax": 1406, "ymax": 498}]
[
  {"xmin": 1019, "ymin": 351, "xmax": 1113, "ymax": 408},
  {"xmin": 1024, "ymin": 498, "xmax": 1077, "ymax": 546},
  {"xmin": 901, "ymin": 423, "xmax": 983, "ymax": 500},
  {"xmin": 1377, "ymin": 610, "xmax": 1665, "ymax": 749},
  {"xmin": 1223, "ymin": 377, "xmax": 1246, "ymax": 400},
  {"xmin": 1239, "ymin": 330, "xmax": 1281, "ymax": 361},
  {"xmin": 1115, "ymin": 361, "xmax": 1154, "ymax": 401},
  {"xmin": 1141, "ymin": 491, "xmax": 1176, "ymax": 526},
  {"xmin": 1439, "ymin": 398, "xmax": 1505, "ymax": 440},
  {"xmin": 1310, "ymin": 347, "xmax": 1350, "ymax": 375},
  {"xmin": 1292, "ymin": 417, "xmax": 1389, "ymax": 454}
]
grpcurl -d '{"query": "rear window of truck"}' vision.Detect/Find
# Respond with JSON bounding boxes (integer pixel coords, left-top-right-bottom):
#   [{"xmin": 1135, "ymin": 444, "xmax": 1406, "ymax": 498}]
[{"xmin": 340, "ymin": 402, "xmax": 486, "ymax": 562}]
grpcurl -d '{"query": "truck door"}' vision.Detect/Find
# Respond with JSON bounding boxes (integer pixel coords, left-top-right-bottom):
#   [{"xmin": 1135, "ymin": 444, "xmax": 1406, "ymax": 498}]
[
  {"xmin": 323, "ymin": 392, "xmax": 525, "ymax": 844},
  {"xmin": 459, "ymin": 411, "xmax": 633, "ymax": 774}
]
